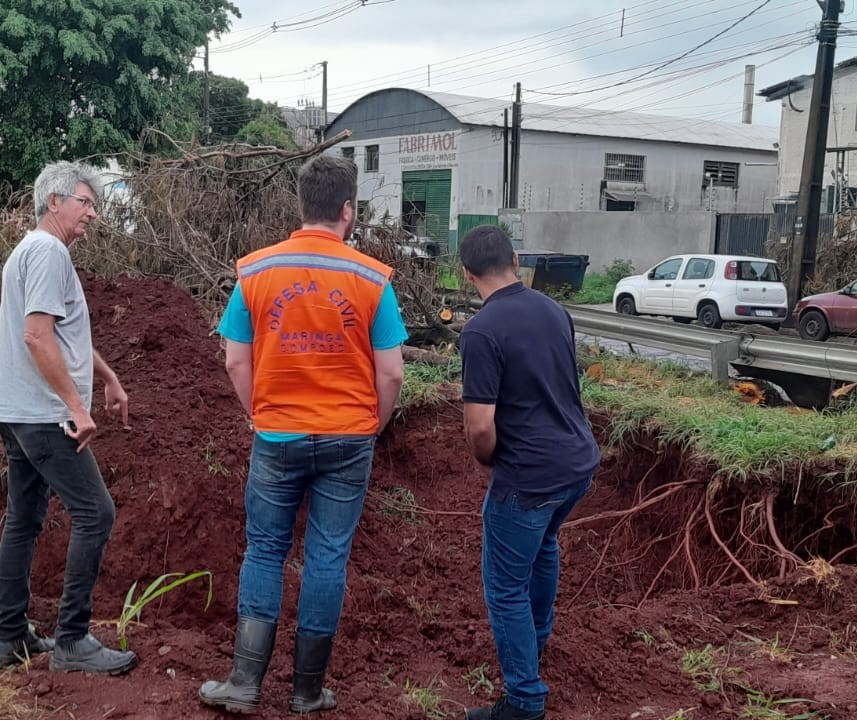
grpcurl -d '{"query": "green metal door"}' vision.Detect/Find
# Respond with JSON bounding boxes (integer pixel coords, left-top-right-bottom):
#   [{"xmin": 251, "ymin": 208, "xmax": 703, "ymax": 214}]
[
  {"xmin": 458, "ymin": 214, "xmax": 499, "ymax": 238},
  {"xmin": 402, "ymin": 170, "xmax": 451, "ymax": 248}
]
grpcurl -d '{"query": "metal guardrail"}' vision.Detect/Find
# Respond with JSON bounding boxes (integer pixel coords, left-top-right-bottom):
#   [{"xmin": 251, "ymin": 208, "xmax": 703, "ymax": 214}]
[{"xmin": 566, "ymin": 305, "xmax": 857, "ymax": 386}]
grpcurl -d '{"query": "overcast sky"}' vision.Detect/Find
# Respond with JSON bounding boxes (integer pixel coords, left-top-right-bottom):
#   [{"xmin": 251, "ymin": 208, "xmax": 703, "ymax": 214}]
[{"xmin": 202, "ymin": 0, "xmax": 857, "ymax": 130}]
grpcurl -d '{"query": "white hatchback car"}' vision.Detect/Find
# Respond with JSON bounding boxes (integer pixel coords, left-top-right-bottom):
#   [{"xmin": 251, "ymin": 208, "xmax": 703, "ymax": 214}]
[{"xmin": 612, "ymin": 254, "xmax": 788, "ymax": 329}]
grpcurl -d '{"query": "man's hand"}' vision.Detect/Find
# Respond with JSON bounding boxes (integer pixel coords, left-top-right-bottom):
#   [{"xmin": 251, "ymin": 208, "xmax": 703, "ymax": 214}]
[
  {"xmin": 104, "ymin": 376, "xmax": 129, "ymax": 425},
  {"xmin": 67, "ymin": 408, "xmax": 97, "ymax": 453}
]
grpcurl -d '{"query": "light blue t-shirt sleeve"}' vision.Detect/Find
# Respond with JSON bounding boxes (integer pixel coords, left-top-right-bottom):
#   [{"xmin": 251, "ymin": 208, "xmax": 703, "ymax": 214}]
[
  {"xmin": 371, "ymin": 283, "xmax": 408, "ymax": 350},
  {"xmin": 217, "ymin": 282, "xmax": 254, "ymax": 343}
]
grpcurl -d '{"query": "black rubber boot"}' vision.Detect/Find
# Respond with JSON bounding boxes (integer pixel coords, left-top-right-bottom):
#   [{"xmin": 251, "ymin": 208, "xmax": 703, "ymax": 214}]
[
  {"xmin": 465, "ymin": 696, "xmax": 545, "ymax": 720},
  {"xmin": 0, "ymin": 624, "xmax": 55, "ymax": 666},
  {"xmin": 50, "ymin": 633, "xmax": 136, "ymax": 675},
  {"xmin": 199, "ymin": 617, "xmax": 277, "ymax": 714},
  {"xmin": 290, "ymin": 634, "xmax": 336, "ymax": 714}
]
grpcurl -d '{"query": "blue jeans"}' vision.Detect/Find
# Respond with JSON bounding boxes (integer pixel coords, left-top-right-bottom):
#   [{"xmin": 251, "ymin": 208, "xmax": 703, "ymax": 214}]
[
  {"xmin": 0, "ymin": 422, "xmax": 115, "ymax": 644},
  {"xmin": 237, "ymin": 434, "xmax": 375, "ymax": 635},
  {"xmin": 482, "ymin": 479, "xmax": 592, "ymax": 712}
]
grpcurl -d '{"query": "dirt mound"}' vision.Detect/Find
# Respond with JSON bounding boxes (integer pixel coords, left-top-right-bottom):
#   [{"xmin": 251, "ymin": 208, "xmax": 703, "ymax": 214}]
[{"xmin": 1, "ymin": 274, "xmax": 855, "ymax": 719}]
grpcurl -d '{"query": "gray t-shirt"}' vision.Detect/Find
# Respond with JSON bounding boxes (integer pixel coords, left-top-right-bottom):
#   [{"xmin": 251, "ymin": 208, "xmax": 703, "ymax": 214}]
[{"xmin": 0, "ymin": 229, "xmax": 93, "ymax": 422}]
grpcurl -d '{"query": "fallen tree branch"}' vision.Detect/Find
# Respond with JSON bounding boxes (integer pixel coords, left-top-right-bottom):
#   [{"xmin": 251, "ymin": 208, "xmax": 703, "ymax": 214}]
[
  {"xmin": 160, "ymin": 130, "xmax": 353, "ymax": 167},
  {"xmin": 402, "ymin": 345, "xmax": 452, "ymax": 366}
]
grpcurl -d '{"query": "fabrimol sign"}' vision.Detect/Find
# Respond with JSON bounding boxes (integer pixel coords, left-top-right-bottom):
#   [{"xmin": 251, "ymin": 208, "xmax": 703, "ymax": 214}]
[{"xmin": 398, "ymin": 132, "xmax": 458, "ymax": 170}]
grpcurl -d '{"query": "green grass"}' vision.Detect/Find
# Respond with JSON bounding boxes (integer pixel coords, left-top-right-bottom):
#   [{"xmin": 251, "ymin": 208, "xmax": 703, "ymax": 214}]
[
  {"xmin": 397, "ymin": 357, "xmax": 461, "ymax": 414},
  {"xmin": 546, "ymin": 258, "xmax": 635, "ymax": 305},
  {"xmin": 581, "ymin": 354, "xmax": 857, "ymax": 482},
  {"xmin": 567, "ymin": 272, "xmax": 618, "ymax": 305}
]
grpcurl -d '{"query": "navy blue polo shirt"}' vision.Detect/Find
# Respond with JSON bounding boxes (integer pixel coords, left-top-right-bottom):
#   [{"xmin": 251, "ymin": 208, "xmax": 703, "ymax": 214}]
[{"xmin": 461, "ymin": 282, "xmax": 600, "ymax": 505}]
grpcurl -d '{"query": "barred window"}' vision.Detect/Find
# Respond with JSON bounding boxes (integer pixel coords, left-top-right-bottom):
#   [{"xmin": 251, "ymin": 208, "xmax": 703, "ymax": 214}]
[
  {"xmin": 604, "ymin": 153, "xmax": 645, "ymax": 183},
  {"xmin": 341, "ymin": 146, "xmax": 354, "ymax": 160},
  {"xmin": 365, "ymin": 145, "xmax": 379, "ymax": 173},
  {"xmin": 703, "ymin": 160, "xmax": 739, "ymax": 188}
]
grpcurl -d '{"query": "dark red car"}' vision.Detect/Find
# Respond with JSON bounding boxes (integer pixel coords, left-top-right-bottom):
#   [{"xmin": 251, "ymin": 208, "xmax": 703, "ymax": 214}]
[{"xmin": 793, "ymin": 279, "xmax": 857, "ymax": 341}]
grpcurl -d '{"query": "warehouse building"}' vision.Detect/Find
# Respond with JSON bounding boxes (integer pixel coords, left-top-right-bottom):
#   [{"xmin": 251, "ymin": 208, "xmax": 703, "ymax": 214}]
[{"xmin": 326, "ymin": 88, "xmax": 779, "ymax": 250}]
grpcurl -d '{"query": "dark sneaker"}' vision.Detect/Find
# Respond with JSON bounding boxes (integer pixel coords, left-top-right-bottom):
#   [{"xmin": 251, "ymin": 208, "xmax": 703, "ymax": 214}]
[
  {"xmin": 466, "ymin": 696, "xmax": 545, "ymax": 720},
  {"xmin": 50, "ymin": 633, "xmax": 136, "ymax": 676},
  {"xmin": 0, "ymin": 626, "xmax": 55, "ymax": 666}
]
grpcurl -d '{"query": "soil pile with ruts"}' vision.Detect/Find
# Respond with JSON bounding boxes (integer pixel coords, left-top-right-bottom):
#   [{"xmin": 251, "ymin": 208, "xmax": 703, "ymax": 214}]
[{"xmin": 1, "ymin": 274, "xmax": 855, "ymax": 720}]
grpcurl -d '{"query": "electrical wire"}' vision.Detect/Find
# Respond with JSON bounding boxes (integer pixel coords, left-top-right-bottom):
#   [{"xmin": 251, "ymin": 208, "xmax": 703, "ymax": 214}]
[{"xmin": 527, "ymin": 0, "xmax": 775, "ymax": 97}]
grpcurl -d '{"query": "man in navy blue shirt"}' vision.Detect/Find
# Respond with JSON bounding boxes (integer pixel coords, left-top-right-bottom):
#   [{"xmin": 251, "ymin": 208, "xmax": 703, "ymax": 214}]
[{"xmin": 459, "ymin": 226, "xmax": 600, "ymax": 720}]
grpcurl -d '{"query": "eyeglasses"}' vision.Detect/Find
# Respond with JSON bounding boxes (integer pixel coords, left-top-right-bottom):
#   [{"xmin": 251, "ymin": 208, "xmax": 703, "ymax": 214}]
[{"xmin": 63, "ymin": 193, "xmax": 98, "ymax": 212}]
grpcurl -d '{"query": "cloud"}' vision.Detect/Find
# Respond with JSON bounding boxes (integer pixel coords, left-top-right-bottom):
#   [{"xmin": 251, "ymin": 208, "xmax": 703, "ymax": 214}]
[{"xmin": 205, "ymin": 0, "xmax": 840, "ymax": 128}]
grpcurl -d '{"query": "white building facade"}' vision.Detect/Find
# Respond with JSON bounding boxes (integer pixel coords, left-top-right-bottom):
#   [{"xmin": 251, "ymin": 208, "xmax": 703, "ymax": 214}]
[
  {"xmin": 327, "ymin": 89, "xmax": 778, "ymax": 250},
  {"xmin": 759, "ymin": 56, "xmax": 857, "ymax": 210}
]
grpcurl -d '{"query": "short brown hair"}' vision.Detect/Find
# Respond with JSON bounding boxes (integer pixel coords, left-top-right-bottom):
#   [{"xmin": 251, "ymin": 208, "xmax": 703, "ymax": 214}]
[
  {"xmin": 298, "ymin": 154, "xmax": 358, "ymax": 224},
  {"xmin": 459, "ymin": 225, "xmax": 515, "ymax": 277}
]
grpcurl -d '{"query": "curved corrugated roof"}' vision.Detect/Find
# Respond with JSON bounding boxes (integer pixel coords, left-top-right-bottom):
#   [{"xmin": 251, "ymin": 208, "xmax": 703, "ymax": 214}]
[{"xmin": 417, "ymin": 89, "xmax": 777, "ymax": 152}]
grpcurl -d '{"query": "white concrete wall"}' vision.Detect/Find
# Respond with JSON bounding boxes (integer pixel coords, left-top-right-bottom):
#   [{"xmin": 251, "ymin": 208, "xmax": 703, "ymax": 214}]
[
  {"xmin": 774, "ymin": 66, "xmax": 857, "ymax": 198},
  {"xmin": 517, "ymin": 211, "xmax": 716, "ymax": 275},
  {"xmin": 515, "ymin": 133, "xmax": 776, "ymax": 214}
]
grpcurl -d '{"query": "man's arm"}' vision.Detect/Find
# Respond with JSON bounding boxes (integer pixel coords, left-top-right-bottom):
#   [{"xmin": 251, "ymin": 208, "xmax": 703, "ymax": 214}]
[
  {"xmin": 463, "ymin": 402, "xmax": 496, "ymax": 467},
  {"xmin": 23, "ymin": 312, "xmax": 96, "ymax": 450},
  {"xmin": 224, "ymin": 340, "xmax": 254, "ymax": 416},
  {"xmin": 93, "ymin": 350, "xmax": 129, "ymax": 425},
  {"xmin": 374, "ymin": 346, "xmax": 404, "ymax": 434}
]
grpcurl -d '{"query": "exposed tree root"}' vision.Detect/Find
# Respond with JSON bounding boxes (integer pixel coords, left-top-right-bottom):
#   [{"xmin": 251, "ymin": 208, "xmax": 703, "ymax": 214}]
[{"xmin": 563, "ymin": 448, "xmax": 857, "ymax": 605}]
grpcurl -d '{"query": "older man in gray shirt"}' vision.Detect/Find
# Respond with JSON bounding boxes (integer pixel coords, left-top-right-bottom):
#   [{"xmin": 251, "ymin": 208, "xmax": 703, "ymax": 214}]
[{"xmin": 0, "ymin": 161, "xmax": 136, "ymax": 674}]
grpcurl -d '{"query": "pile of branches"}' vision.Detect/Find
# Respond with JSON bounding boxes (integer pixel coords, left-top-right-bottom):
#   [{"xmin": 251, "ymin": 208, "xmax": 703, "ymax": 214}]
[
  {"xmin": 0, "ymin": 132, "xmax": 469, "ymax": 344},
  {"xmin": 350, "ymin": 222, "xmax": 469, "ymax": 343},
  {"xmin": 0, "ymin": 190, "xmax": 33, "ymax": 265},
  {"xmin": 766, "ymin": 209, "xmax": 857, "ymax": 295},
  {"xmin": 78, "ymin": 132, "xmax": 358, "ymax": 307},
  {"xmin": 805, "ymin": 210, "xmax": 857, "ymax": 294}
]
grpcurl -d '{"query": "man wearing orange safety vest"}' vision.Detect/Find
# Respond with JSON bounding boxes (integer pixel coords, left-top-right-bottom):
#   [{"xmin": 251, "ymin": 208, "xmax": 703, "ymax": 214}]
[{"xmin": 199, "ymin": 154, "xmax": 406, "ymax": 715}]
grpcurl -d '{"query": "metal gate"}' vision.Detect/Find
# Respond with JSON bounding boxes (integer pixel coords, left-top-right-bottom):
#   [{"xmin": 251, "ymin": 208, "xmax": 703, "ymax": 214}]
[{"xmin": 715, "ymin": 212, "xmax": 837, "ymax": 256}]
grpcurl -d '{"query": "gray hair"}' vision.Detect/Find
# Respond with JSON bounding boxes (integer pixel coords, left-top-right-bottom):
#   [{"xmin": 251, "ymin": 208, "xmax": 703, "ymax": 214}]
[{"xmin": 33, "ymin": 161, "xmax": 102, "ymax": 221}]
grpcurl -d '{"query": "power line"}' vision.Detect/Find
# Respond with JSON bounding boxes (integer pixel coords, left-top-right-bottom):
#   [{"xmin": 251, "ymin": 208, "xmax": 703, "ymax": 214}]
[
  {"xmin": 325, "ymin": 0, "xmax": 807, "ymax": 107},
  {"xmin": 210, "ymin": 1, "xmax": 368, "ymax": 54},
  {"xmin": 529, "ymin": 0, "xmax": 775, "ymax": 98}
]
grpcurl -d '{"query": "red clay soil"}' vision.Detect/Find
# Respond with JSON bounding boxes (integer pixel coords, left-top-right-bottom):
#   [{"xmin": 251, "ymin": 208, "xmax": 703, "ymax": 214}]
[{"xmin": 2, "ymin": 274, "xmax": 856, "ymax": 720}]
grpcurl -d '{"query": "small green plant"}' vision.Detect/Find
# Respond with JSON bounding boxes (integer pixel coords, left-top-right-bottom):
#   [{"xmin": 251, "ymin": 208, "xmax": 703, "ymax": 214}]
[
  {"xmin": 753, "ymin": 633, "xmax": 794, "ymax": 664},
  {"xmin": 739, "ymin": 692, "xmax": 824, "ymax": 719},
  {"xmin": 681, "ymin": 644, "xmax": 725, "ymax": 692},
  {"xmin": 633, "ymin": 629, "xmax": 655, "ymax": 645},
  {"xmin": 604, "ymin": 258, "xmax": 635, "ymax": 283},
  {"xmin": 117, "ymin": 571, "xmax": 213, "ymax": 650},
  {"xmin": 406, "ymin": 595, "xmax": 441, "ymax": 622},
  {"xmin": 203, "ymin": 445, "xmax": 229, "ymax": 475},
  {"xmin": 379, "ymin": 486, "xmax": 422, "ymax": 523},
  {"xmin": 664, "ymin": 711, "xmax": 690, "ymax": 720},
  {"xmin": 462, "ymin": 663, "xmax": 494, "ymax": 696},
  {"xmin": 404, "ymin": 674, "xmax": 449, "ymax": 719}
]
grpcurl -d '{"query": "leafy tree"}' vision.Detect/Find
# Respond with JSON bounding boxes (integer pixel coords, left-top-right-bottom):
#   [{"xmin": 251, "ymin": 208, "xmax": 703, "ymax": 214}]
[
  {"xmin": 164, "ymin": 72, "xmax": 278, "ymax": 145},
  {"xmin": 0, "ymin": 0, "xmax": 240, "ymax": 188},
  {"xmin": 234, "ymin": 115, "xmax": 298, "ymax": 150}
]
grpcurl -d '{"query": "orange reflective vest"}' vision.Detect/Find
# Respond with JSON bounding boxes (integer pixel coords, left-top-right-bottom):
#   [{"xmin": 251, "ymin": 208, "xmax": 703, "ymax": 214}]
[{"xmin": 236, "ymin": 229, "xmax": 393, "ymax": 435}]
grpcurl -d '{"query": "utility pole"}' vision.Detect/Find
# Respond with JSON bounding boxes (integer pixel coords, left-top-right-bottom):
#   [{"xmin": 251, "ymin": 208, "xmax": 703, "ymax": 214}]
[
  {"xmin": 787, "ymin": 0, "xmax": 842, "ymax": 311},
  {"xmin": 203, "ymin": 37, "xmax": 211, "ymax": 145},
  {"xmin": 321, "ymin": 60, "xmax": 328, "ymax": 142},
  {"xmin": 509, "ymin": 82, "xmax": 522, "ymax": 208},
  {"xmin": 502, "ymin": 108, "xmax": 510, "ymax": 208}
]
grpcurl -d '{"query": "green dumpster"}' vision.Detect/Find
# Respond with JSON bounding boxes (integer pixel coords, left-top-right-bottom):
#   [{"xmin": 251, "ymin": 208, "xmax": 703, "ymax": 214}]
[{"xmin": 517, "ymin": 252, "xmax": 589, "ymax": 292}]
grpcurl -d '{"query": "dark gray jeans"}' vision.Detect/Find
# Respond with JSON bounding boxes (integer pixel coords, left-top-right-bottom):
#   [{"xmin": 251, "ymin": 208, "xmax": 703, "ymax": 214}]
[{"xmin": 0, "ymin": 422, "xmax": 115, "ymax": 644}]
